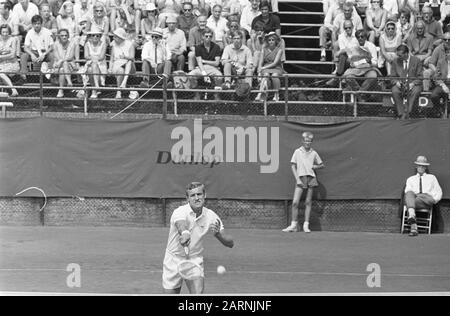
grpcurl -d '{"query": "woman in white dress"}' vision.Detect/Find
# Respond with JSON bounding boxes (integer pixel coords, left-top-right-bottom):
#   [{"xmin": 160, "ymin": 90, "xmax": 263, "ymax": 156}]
[
  {"xmin": 379, "ymin": 20, "xmax": 402, "ymax": 75},
  {"xmin": 52, "ymin": 28, "xmax": 77, "ymax": 98},
  {"xmin": 84, "ymin": 27, "xmax": 108, "ymax": 98}
]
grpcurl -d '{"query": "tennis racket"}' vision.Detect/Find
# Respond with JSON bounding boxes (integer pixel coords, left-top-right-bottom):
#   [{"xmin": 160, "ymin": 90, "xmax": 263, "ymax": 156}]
[{"xmin": 177, "ymin": 246, "xmax": 203, "ymax": 281}]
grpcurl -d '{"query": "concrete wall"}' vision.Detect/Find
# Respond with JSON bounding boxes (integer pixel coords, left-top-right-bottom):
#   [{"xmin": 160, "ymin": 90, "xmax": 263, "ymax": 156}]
[{"xmin": 1, "ymin": 197, "xmax": 449, "ymax": 233}]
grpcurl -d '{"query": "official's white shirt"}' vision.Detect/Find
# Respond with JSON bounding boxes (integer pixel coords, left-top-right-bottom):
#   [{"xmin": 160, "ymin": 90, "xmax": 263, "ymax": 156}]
[
  {"xmin": 405, "ymin": 172, "xmax": 443, "ymax": 203},
  {"xmin": 165, "ymin": 203, "xmax": 224, "ymax": 257}
]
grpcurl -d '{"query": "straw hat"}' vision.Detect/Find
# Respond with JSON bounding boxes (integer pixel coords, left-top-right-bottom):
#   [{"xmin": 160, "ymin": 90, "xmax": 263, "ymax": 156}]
[
  {"xmin": 150, "ymin": 27, "xmax": 163, "ymax": 38},
  {"xmin": 87, "ymin": 25, "xmax": 102, "ymax": 35},
  {"xmin": 113, "ymin": 27, "xmax": 128, "ymax": 40},
  {"xmin": 414, "ymin": 155, "xmax": 430, "ymax": 166}
]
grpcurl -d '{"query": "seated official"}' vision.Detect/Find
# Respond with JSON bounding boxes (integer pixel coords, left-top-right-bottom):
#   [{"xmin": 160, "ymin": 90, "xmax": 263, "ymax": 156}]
[{"xmin": 403, "ymin": 155, "xmax": 442, "ymax": 236}]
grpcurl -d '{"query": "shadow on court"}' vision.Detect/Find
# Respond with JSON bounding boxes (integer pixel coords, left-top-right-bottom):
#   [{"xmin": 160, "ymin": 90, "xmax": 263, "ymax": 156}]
[{"xmin": 1, "ymin": 226, "xmax": 450, "ymax": 294}]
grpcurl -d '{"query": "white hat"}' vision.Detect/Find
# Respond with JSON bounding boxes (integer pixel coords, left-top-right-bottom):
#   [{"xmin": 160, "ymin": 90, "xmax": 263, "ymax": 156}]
[
  {"xmin": 145, "ymin": 3, "xmax": 156, "ymax": 11},
  {"xmin": 414, "ymin": 155, "xmax": 430, "ymax": 166},
  {"xmin": 166, "ymin": 15, "xmax": 177, "ymax": 24},
  {"xmin": 113, "ymin": 27, "xmax": 128, "ymax": 40},
  {"xmin": 87, "ymin": 25, "xmax": 102, "ymax": 35}
]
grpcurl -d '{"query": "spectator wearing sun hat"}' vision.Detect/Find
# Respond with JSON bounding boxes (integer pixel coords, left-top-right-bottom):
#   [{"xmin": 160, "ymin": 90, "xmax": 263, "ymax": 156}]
[
  {"xmin": 84, "ymin": 25, "xmax": 108, "ymax": 98},
  {"xmin": 140, "ymin": 27, "xmax": 172, "ymax": 87},
  {"xmin": 404, "ymin": 155, "xmax": 442, "ymax": 236},
  {"xmin": 109, "ymin": 27, "xmax": 138, "ymax": 99},
  {"xmin": 141, "ymin": 2, "xmax": 159, "ymax": 42},
  {"xmin": 163, "ymin": 14, "xmax": 186, "ymax": 71}
]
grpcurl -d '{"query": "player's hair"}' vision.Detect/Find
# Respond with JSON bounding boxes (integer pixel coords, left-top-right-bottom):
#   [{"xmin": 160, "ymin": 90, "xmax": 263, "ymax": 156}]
[
  {"xmin": 186, "ymin": 182, "xmax": 205, "ymax": 196},
  {"xmin": 302, "ymin": 131, "xmax": 314, "ymax": 140}
]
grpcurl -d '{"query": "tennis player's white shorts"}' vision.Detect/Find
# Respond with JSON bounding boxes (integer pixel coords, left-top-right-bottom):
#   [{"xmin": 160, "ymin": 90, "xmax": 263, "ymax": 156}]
[{"xmin": 162, "ymin": 252, "xmax": 204, "ymax": 290}]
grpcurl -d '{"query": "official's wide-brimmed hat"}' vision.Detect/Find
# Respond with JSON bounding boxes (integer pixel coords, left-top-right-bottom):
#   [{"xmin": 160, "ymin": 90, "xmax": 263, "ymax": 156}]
[{"xmin": 414, "ymin": 155, "xmax": 430, "ymax": 166}]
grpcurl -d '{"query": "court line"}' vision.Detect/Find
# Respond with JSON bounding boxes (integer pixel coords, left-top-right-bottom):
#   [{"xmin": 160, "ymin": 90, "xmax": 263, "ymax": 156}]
[{"xmin": 1, "ymin": 268, "xmax": 450, "ymax": 278}]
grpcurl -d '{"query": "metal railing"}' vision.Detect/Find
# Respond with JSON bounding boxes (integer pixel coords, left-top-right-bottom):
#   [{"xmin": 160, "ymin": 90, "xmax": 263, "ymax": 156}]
[{"xmin": 0, "ymin": 72, "xmax": 448, "ymax": 119}]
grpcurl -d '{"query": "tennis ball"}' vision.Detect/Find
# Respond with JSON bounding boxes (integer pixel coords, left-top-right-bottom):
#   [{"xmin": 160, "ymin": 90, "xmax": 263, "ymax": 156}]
[{"xmin": 217, "ymin": 265, "xmax": 226, "ymax": 275}]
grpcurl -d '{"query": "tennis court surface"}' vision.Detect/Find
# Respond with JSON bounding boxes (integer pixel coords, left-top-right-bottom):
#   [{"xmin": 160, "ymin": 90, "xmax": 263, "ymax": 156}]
[{"xmin": 1, "ymin": 226, "xmax": 450, "ymax": 295}]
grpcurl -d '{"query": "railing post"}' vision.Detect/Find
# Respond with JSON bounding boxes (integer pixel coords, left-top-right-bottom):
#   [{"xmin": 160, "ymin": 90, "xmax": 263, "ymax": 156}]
[
  {"xmin": 162, "ymin": 75, "xmax": 168, "ymax": 119},
  {"xmin": 39, "ymin": 72, "xmax": 43, "ymax": 116},
  {"xmin": 284, "ymin": 74, "xmax": 289, "ymax": 120}
]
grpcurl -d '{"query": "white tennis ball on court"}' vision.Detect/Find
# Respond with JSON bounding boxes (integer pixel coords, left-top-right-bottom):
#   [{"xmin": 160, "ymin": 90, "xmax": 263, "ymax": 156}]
[{"xmin": 217, "ymin": 265, "xmax": 226, "ymax": 275}]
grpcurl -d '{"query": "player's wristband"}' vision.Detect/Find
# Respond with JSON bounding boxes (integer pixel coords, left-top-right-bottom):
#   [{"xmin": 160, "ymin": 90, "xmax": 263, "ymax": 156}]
[{"xmin": 181, "ymin": 230, "xmax": 190, "ymax": 236}]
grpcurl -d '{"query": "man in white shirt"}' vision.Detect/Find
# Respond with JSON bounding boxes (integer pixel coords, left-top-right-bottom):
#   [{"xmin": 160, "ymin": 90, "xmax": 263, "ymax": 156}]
[
  {"xmin": 404, "ymin": 155, "xmax": 442, "ymax": 236},
  {"xmin": 221, "ymin": 30, "xmax": 253, "ymax": 88},
  {"xmin": 140, "ymin": 27, "xmax": 172, "ymax": 87},
  {"xmin": 162, "ymin": 182, "xmax": 234, "ymax": 294},
  {"xmin": 206, "ymin": 4, "xmax": 228, "ymax": 49},
  {"xmin": 11, "ymin": 0, "xmax": 39, "ymax": 37},
  {"xmin": 163, "ymin": 15, "xmax": 187, "ymax": 72},
  {"xmin": 20, "ymin": 14, "xmax": 54, "ymax": 80}
]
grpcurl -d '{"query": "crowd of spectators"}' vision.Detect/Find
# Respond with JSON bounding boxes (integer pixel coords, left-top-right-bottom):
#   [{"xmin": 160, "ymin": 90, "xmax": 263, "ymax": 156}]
[
  {"xmin": 322, "ymin": 0, "xmax": 450, "ymax": 118},
  {"xmin": 0, "ymin": 0, "xmax": 286, "ymax": 101}
]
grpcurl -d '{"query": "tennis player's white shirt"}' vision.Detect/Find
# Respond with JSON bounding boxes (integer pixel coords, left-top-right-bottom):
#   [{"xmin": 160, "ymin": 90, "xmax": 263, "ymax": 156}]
[
  {"xmin": 405, "ymin": 173, "xmax": 443, "ymax": 203},
  {"xmin": 165, "ymin": 203, "xmax": 224, "ymax": 258},
  {"xmin": 290, "ymin": 146, "xmax": 323, "ymax": 178}
]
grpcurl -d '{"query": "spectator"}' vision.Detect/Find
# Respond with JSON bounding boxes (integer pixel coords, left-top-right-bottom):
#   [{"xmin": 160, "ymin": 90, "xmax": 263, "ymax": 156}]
[
  {"xmin": 406, "ymin": 20, "xmax": 433, "ymax": 63},
  {"xmin": 398, "ymin": 0, "xmax": 418, "ymax": 24},
  {"xmin": 40, "ymin": 3, "xmax": 57, "ymax": 37},
  {"xmin": 247, "ymin": 20, "xmax": 265, "ymax": 73},
  {"xmin": 0, "ymin": 24, "xmax": 19, "ymax": 96},
  {"xmin": 74, "ymin": 0, "xmax": 93, "ymax": 26},
  {"xmin": 255, "ymin": 32, "xmax": 284, "ymax": 101},
  {"xmin": 157, "ymin": 0, "xmax": 182, "ymax": 28},
  {"xmin": 430, "ymin": 46, "xmax": 450, "ymax": 117},
  {"xmin": 206, "ymin": 4, "xmax": 228, "ymax": 49},
  {"xmin": 397, "ymin": 9, "xmax": 413, "ymax": 42},
  {"xmin": 109, "ymin": 27, "xmax": 137, "ymax": 99},
  {"xmin": 86, "ymin": 2, "xmax": 110, "ymax": 43},
  {"xmin": 365, "ymin": 0, "xmax": 387, "ymax": 44},
  {"xmin": 140, "ymin": 27, "xmax": 172, "ymax": 87},
  {"xmin": 379, "ymin": 20, "xmax": 402, "ymax": 75},
  {"xmin": 141, "ymin": 2, "xmax": 158, "ymax": 42},
  {"xmin": 47, "ymin": 0, "xmax": 64, "ymax": 18},
  {"xmin": 11, "ymin": 0, "xmax": 39, "ymax": 37},
  {"xmin": 382, "ymin": 0, "xmax": 399, "ymax": 20},
  {"xmin": 56, "ymin": 1, "xmax": 78, "ymax": 39},
  {"xmin": 20, "ymin": 14, "xmax": 54, "ymax": 81},
  {"xmin": 390, "ymin": 44, "xmax": 423, "ymax": 119},
  {"xmin": 84, "ymin": 26, "xmax": 108, "ymax": 98},
  {"xmin": 332, "ymin": 2, "xmax": 363, "ymax": 46},
  {"xmin": 188, "ymin": 27, "xmax": 223, "ymax": 100},
  {"xmin": 251, "ymin": 0, "xmax": 280, "ymax": 37},
  {"xmin": 134, "ymin": 0, "xmax": 153, "ymax": 35},
  {"xmin": 221, "ymin": 30, "xmax": 253, "ymax": 89},
  {"xmin": 52, "ymin": 28, "xmax": 77, "ymax": 98},
  {"xmin": 326, "ymin": 19, "xmax": 359, "ymax": 86},
  {"xmin": 177, "ymin": 1, "xmax": 197, "ymax": 40},
  {"xmin": 425, "ymin": 32, "xmax": 450, "ymax": 91},
  {"xmin": 187, "ymin": 14, "xmax": 207, "ymax": 71},
  {"xmin": 112, "ymin": 0, "xmax": 137, "ymax": 39},
  {"xmin": 319, "ymin": 0, "xmax": 350, "ymax": 61},
  {"xmin": 403, "ymin": 155, "xmax": 442, "ymax": 236},
  {"xmin": 220, "ymin": 0, "xmax": 242, "ymax": 18},
  {"xmin": 1, "ymin": 1, "xmax": 20, "ymax": 56},
  {"xmin": 223, "ymin": 19, "xmax": 244, "ymax": 46},
  {"xmin": 354, "ymin": 0, "xmax": 370, "ymax": 17},
  {"xmin": 422, "ymin": 5, "xmax": 443, "ymax": 41},
  {"xmin": 341, "ymin": 29, "xmax": 381, "ymax": 101},
  {"xmin": 240, "ymin": 0, "xmax": 260, "ymax": 38},
  {"xmin": 440, "ymin": 0, "xmax": 450, "ymax": 28},
  {"xmin": 322, "ymin": 0, "xmax": 338, "ymax": 16},
  {"xmin": 163, "ymin": 15, "xmax": 186, "ymax": 72}
]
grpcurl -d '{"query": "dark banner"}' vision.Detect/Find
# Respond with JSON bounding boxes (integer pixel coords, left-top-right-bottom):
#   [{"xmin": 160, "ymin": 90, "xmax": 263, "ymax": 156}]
[{"xmin": 0, "ymin": 117, "xmax": 448, "ymax": 199}]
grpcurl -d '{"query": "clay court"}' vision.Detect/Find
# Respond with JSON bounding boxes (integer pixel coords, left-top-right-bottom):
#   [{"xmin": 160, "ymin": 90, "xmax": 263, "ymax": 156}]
[{"xmin": 1, "ymin": 226, "xmax": 449, "ymax": 295}]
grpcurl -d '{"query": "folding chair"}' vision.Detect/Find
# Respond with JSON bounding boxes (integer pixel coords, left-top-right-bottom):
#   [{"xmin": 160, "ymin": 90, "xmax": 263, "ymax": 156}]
[{"xmin": 401, "ymin": 206, "xmax": 433, "ymax": 234}]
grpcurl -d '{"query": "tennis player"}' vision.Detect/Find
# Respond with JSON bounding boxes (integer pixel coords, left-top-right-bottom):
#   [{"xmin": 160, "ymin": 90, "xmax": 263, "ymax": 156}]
[{"xmin": 162, "ymin": 182, "xmax": 234, "ymax": 294}]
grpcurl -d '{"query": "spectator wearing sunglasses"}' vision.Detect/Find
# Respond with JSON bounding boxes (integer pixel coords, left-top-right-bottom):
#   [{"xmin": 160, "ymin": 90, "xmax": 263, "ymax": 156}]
[
  {"xmin": 188, "ymin": 27, "xmax": 223, "ymax": 100},
  {"xmin": 140, "ymin": 27, "xmax": 172, "ymax": 87},
  {"xmin": 223, "ymin": 20, "xmax": 244, "ymax": 46},
  {"xmin": 332, "ymin": 2, "xmax": 363, "ymax": 45},
  {"xmin": 379, "ymin": 20, "xmax": 402, "ymax": 75},
  {"xmin": 84, "ymin": 26, "xmax": 108, "ymax": 98},
  {"xmin": 177, "ymin": 1, "xmax": 197, "ymax": 40}
]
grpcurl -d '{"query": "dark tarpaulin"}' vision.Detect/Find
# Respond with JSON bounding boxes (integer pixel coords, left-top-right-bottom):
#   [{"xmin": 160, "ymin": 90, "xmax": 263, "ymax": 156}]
[{"xmin": 0, "ymin": 117, "xmax": 448, "ymax": 199}]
